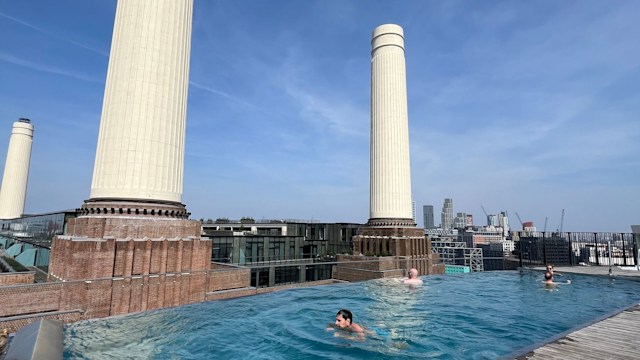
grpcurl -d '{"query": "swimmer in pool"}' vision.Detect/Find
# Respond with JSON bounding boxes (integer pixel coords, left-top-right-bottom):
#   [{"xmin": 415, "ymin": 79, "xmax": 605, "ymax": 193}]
[
  {"xmin": 546, "ymin": 264, "xmax": 562, "ymax": 276},
  {"xmin": 403, "ymin": 268, "xmax": 423, "ymax": 285},
  {"xmin": 333, "ymin": 309, "xmax": 364, "ymax": 333},
  {"xmin": 544, "ymin": 271, "xmax": 571, "ymax": 288}
]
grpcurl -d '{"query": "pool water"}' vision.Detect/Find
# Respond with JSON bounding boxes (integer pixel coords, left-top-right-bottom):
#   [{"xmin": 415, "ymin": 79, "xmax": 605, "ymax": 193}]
[{"xmin": 64, "ymin": 271, "xmax": 640, "ymax": 359}]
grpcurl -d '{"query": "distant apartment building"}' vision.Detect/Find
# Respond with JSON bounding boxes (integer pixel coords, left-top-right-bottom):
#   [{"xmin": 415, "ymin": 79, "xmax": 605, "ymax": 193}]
[
  {"xmin": 459, "ymin": 228, "xmax": 505, "ymax": 247},
  {"xmin": 477, "ymin": 244, "xmax": 505, "ymax": 271},
  {"xmin": 466, "ymin": 214, "xmax": 473, "ymax": 227},
  {"xmin": 523, "ymin": 221, "xmax": 536, "ymax": 232},
  {"xmin": 441, "ymin": 198, "xmax": 453, "ymax": 230},
  {"xmin": 423, "ymin": 205, "xmax": 435, "ymax": 229},
  {"xmin": 453, "ymin": 212, "xmax": 467, "ymax": 229},
  {"xmin": 520, "ymin": 235, "xmax": 573, "ymax": 265},
  {"xmin": 202, "ymin": 219, "xmax": 363, "ymax": 287},
  {"xmin": 488, "ymin": 214, "xmax": 499, "ymax": 226},
  {"xmin": 498, "ymin": 212, "xmax": 510, "ymax": 235},
  {"xmin": 490, "ymin": 239, "xmax": 515, "ymax": 256}
]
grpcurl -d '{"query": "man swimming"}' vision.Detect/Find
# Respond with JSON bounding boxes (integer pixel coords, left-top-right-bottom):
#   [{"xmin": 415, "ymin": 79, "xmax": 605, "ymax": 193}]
[
  {"xmin": 403, "ymin": 268, "xmax": 423, "ymax": 285},
  {"xmin": 333, "ymin": 309, "xmax": 364, "ymax": 333}
]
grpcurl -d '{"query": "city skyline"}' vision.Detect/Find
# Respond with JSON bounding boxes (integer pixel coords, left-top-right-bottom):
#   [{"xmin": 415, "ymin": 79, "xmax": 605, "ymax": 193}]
[{"xmin": 0, "ymin": 1, "xmax": 638, "ymax": 232}]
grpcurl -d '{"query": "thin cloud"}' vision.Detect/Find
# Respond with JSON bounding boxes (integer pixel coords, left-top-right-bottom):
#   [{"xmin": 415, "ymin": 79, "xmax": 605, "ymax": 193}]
[
  {"xmin": 189, "ymin": 81, "xmax": 280, "ymax": 118},
  {"xmin": 0, "ymin": 52, "xmax": 103, "ymax": 83},
  {"xmin": 0, "ymin": 11, "xmax": 109, "ymax": 57}
]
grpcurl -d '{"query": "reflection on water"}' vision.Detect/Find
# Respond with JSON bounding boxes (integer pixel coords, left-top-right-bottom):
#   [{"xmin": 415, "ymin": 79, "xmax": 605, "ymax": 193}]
[{"xmin": 64, "ymin": 271, "xmax": 640, "ymax": 359}]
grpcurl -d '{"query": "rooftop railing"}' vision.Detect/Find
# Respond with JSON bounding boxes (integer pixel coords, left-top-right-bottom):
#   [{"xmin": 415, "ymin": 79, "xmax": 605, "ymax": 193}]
[{"xmin": 514, "ymin": 231, "xmax": 638, "ymax": 268}]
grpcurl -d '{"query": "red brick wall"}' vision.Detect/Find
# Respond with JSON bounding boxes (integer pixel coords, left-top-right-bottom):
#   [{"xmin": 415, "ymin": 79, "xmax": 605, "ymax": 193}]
[
  {"xmin": 85, "ymin": 279, "xmax": 113, "ymax": 318},
  {"xmin": 67, "ymin": 217, "xmax": 201, "ymax": 239},
  {"xmin": 0, "ymin": 283, "xmax": 62, "ymax": 317},
  {"xmin": 207, "ymin": 265, "xmax": 251, "ymax": 292},
  {"xmin": 0, "ymin": 272, "xmax": 35, "ymax": 285},
  {"xmin": 334, "ymin": 253, "xmax": 443, "ymax": 281},
  {"xmin": 0, "ymin": 268, "xmax": 347, "ymax": 334},
  {"xmin": 49, "ymin": 238, "xmax": 116, "ymax": 280},
  {"xmin": 49, "ymin": 237, "xmax": 212, "ymax": 282},
  {"xmin": 58, "ymin": 281, "xmax": 87, "ymax": 312},
  {"xmin": 0, "ymin": 311, "xmax": 83, "ymax": 334}
]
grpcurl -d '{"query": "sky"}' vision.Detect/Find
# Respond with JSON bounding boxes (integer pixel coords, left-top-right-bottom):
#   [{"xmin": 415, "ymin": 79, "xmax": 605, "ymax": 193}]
[{"xmin": 0, "ymin": 0, "xmax": 638, "ymax": 232}]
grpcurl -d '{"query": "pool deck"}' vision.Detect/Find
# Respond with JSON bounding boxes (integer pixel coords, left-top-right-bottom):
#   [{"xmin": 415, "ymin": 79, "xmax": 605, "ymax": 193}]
[{"xmin": 514, "ymin": 266, "xmax": 640, "ymax": 359}]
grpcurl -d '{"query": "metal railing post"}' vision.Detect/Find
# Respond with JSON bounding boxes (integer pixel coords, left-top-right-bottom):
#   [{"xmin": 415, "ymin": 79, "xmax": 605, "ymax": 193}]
[
  {"xmin": 568, "ymin": 232, "xmax": 573, "ymax": 266},
  {"xmin": 518, "ymin": 240, "xmax": 523, "ymax": 268},
  {"xmin": 542, "ymin": 232, "xmax": 547, "ymax": 265},
  {"xmin": 594, "ymin": 232, "xmax": 599, "ymax": 266},
  {"xmin": 621, "ymin": 233, "xmax": 627, "ymax": 266}
]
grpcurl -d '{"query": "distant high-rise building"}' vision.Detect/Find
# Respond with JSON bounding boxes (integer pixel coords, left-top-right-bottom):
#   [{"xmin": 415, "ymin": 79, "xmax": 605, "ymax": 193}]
[
  {"xmin": 466, "ymin": 214, "xmax": 473, "ymax": 227},
  {"xmin": 498, "ymin": 211, "xmax": 509, "ymax": 234},
  {"xmin": 454, "ymin": 212, "xmax": 467, "ymax": 229},
  {"xmin": 488, "ymin": 214, "xmax": 499, "ymax": 226},
  {"xmin": 412, "ymin": 201, "xmax": 416, "ymax": 222},
  {"xmin": 0, "ymin": 118, "xmax": 34, "ymax": 220},
  {"xmin": 423, "ymin": 205, "xmax": 435, "ymax": 229},
  {"xmin": 441, "ymin": 198, "xmax": 453, "ymax": 230}
]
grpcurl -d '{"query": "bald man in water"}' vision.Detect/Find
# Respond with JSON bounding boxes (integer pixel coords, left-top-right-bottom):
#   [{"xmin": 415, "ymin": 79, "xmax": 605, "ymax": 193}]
[{"xmin": 403, "ymin": 268, "xmax": 423, "ymax": 285}]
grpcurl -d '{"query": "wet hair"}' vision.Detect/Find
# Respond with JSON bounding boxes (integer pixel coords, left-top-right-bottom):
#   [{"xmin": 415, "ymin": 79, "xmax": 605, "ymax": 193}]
[
  {"xmin": 336, "ymin": 309, "xmax": 353, "ymax": 324},
  {"xmin": 544, "ymin": 271, "xmax": 553, "ymax": 280}
]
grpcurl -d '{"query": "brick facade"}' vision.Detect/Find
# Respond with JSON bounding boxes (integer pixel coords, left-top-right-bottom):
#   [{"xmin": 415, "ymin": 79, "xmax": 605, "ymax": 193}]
[
  {"xmin": 334, "ymin": 226, "xmax": 444, "ymax": 281},
  {"xmin": 0, "ymin": 311, "xmax": 83, "ymax": 334},
  {"xmin": 49, "ymin": 237, "xmax": 211, "ymax": 281},
  {"xmin": 0, "ymin": 272, "xmax": 35, "ymax": 286},
  {"xmin": 0, "ymin": 269, "xmax": 342, "ymax": 333},
  {"xmin": 0, "ymin": 212, "xmax": 256, "ymax": 334},
  {"xmin": 65, "ymin": 217, "xmax": 201, "ymax": 243}
]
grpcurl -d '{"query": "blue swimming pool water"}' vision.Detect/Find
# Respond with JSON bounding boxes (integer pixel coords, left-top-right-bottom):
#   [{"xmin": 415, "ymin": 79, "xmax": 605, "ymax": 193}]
[{"xmin": 63, "ymin": 271, "xmax": 640, "ymax": 359}]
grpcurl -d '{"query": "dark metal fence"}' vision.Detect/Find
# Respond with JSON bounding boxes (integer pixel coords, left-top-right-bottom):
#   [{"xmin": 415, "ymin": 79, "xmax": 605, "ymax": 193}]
[{"xmin": 516, "ymin": 232, "xmax": 638, "ymax": 267}]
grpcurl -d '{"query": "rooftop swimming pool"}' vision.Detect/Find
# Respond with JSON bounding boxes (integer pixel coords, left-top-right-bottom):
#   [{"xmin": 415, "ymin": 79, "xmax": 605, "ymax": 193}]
[{"xmin": 64, "ymin": 270, "xmax": 640, "ymax": 359}]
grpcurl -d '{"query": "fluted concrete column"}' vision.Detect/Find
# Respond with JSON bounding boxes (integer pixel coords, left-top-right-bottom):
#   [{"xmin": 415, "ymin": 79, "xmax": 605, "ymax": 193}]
[
  {"xmin": 0, "ymin": 119, "xmax": 34, "ymax": 219},
  {"xmin": 90, "ymin": 0, "xmax": 193, "ymax": 204},
  {"xmin": 368, "ymin": 24, "xmax": 414, "ymax": 227}
]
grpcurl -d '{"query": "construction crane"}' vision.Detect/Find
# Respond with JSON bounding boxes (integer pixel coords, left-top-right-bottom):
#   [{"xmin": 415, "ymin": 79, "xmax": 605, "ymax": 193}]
[
  {"xmin": 558, "ymin": 209, "xmax": 565, "ymax": 233},
  {"xmin": 515, "ymin": 212, "xmax": 524, "ymax": 230},
  {"xmin": 481, "ymin": 205, "xmax": 489, "ymax": 226}
]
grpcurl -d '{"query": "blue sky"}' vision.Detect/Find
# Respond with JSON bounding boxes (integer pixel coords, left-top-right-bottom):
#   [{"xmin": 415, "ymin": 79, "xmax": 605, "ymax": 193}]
[{"xmin": 0, "ymin": 0, "xmax": 638, "ymax": 232}]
